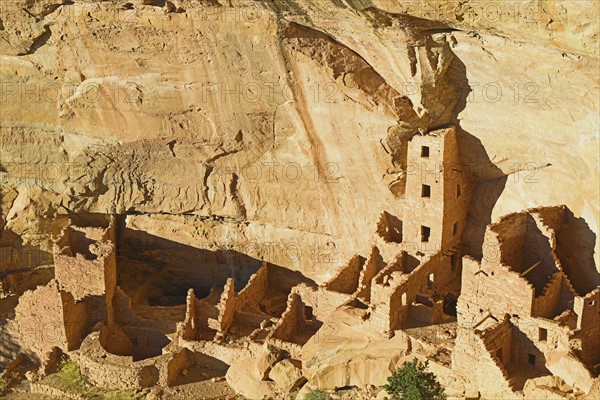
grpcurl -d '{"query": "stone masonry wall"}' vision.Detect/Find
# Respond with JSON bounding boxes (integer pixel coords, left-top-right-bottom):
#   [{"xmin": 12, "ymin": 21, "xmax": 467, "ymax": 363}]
[
  {"xmin": 532, "ymin": 271, "xmax": 566, "ymax": 319},
  {"xmin": 235, "ymin": 263, "xmax": 268, "ymax": 312},
  {"xmin": 176, "ymin": 289, "xmax": 198, "ymax": 341},
  {"xmin": 370, "ymin": 251, "xmax": 457, "ymax": 333},
  {"xmin": 54, "ymin": 253, "xmax": 107, "ymax": 302},
  {"xmin": 271, "ymin": 293, "xmax": 307, "ymax": 343},
  {"xmin": 354, "ymin": 247, "xmax": 384, "ymax": 301},
  {"xmin": 160, "ymin": 348, "xmax": 193, "ymax": 387},
  {"xmin": 292, "ymin": 284, "xmax": 352, "ymax": 321},
  {"xmin": 458, "ymin": 256, "xmax": 534, "ymax": 327},
  {"xmin": 208, "ymin": 278, "xmax": 235, "ymax": 339},
  {"xmin": 574, "ymin": 289, "xmax": 600, "ymax": 367},
  {"xmin": 452, "ymin": 324, "xmax": 515, "ymax": 399},
  {"xmin": 77, "ymin": 332, "xmax": 159, "ymax": 390},
  {"xmin": 441, "ymin": 127, "xmax": 473, "ymax": 251},
  {"xmin": 323, "ymin": 255, "xmax": 365, "ymax": 295},
  {"xmin": 15, "ymin": 279, "xmax": 87, "ymax": 359}
]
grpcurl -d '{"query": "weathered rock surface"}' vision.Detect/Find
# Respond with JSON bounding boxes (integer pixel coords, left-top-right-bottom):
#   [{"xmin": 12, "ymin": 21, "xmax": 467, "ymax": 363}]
[
  {"xmin": 2, "ymin": 0, "xmax": 597, "ymax": 274},
  {"xmin": 1, "ymin": 1, "xmax": 599, "ymax": 399}
]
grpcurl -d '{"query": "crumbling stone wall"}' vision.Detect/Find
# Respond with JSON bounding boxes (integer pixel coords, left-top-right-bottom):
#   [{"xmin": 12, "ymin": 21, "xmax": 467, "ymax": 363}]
[
  {"xmin": 369, "ymin": 250, "xmax": 458, "ymax": 334},
  {"xmin": 176, "ymin": 289, "xmax": 198, "ymax": 341},
  {"xmin": 370, "ymin": 274, "xmax": 407, "ymax": 336},
  {"xmin": 77, "ymin": 332, "xmax": 159, "ymax": 390},
  {"xmin": 458, "ymin": 256, "xmax": 534, "ymax": 327},
  {"xmin": 532, "ymin": 271, "xmax": 570, "ymax": 319},
  {"xmin": 53, "ymin": 217, "xmax": 117, "ymax": 328},
  {"xmin": 453, "ymin": 320, "xmax": 515, "ymax": 398},
  {"xmin": 573, "ymin": 289, "xmax": 600, "ymax": 368},
  {"xmin": 270, "ymin": 293, "xmax": 316, "ymax": 346},
  {"xmin": 54, "ymin": 247, "xmax": 109, "ymax": 301},
  {"xmin": 112, "ymin": 287, "xmax": 176, "ymax": 359},
  {"xmin": 354, "ymin": 247, "xmax": 384, "ymax": 301},
  {"xmin": 535, "ymin": 205, "xmax": 600, "ymax": 296},
  {"xmin": 208, "ymin": 278, "xmax": 235, "ymax": 339},
  {"xmin": 292, "ymin": 284, "xmax": 351, "ymax": 321},
  {"xmin": 235, "ymin": 263, "xmax": 268, "ymax": 312},
  {"xmin": 323, "ymin": 255, "xmax": 365, "ymax": 295},
  {"xmin": 485, "ymin": 211, "xmax": 558, "ymax": 295},
  {"xmin": 455, "ymin": 207, "xmax": 599, "ymax": 396},
  {"xmin": 160, "ymin": 348, "xmax": 193, "ymax": 387},
  {"xmin": 479, "ymin": 318, "xmax": 514, "ymax": 366},
  {"xmin": 15, "ymin": 279, "xmax": 87, "ymax": 360}
]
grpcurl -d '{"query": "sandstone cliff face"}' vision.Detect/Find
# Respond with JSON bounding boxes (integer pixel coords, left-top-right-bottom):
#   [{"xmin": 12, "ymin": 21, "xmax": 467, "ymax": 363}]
[
  {"xmin": 2, "ymin": 0, "xmax": 598, "ymax": 275},
  {"xmin": 1, "ymin": 0, "xmax": 599, "ymax": 391}
]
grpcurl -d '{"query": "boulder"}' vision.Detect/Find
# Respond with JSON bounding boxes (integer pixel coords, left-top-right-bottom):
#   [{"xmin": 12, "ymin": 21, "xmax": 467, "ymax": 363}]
[
  {"xmin": 268, "ymin": 359, "xmax": 306, "ymax": 393},
  {"xmin": 225, "ymin": 356, "xmax": 277, "ymax": 400}
]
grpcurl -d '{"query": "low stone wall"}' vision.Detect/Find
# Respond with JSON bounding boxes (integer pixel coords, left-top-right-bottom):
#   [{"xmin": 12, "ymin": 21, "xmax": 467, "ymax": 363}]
[
  {"xmin": 30, "ymin": 382, "xmax": 85, "ymax": 400},
  {"xmin": 77, "ymin": 333, "xmax": 159, "ymax": 390},
  {"xmin": 159, "ymin": 348, "xmax": 193, "ymax": 387}
]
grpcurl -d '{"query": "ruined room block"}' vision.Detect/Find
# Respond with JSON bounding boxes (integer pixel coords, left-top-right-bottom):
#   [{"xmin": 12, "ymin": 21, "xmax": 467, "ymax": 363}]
[
  {"xmin": 323, "ymin": 254, "xmax": 366, "ymax": 295},
  {"xmin": 15, "ymin": 279, "xmax": 87, "ymax": 361}
]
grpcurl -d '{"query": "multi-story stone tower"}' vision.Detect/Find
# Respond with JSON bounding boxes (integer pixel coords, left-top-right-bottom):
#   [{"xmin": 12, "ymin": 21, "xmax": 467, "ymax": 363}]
[{"xmin": 400, "ymin": 125, "xmax": 473, "ymax": 255}]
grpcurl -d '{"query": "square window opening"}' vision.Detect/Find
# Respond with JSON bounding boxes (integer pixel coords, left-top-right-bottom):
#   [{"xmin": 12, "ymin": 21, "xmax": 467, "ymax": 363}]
[
  {"xmin": 527, "ymin": 353, "xmax": 536, "ymax": 366},
  {"xmin": 422, "ymin": 184, "xmax": 431, "ymax": 198},
  {"xmin": 421, "ymin": 226, "xmax": 431, "ymax": 242},
  {"xmin": 421, "ymin": 146, "xmax": 430, "ymax": 158},
  {"xmin": 539, "ymin": 328, "xmax": 548, "ymax": 341}
]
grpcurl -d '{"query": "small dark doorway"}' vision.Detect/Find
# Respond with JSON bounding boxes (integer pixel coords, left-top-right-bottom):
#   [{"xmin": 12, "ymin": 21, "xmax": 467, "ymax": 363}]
[
  {"xmin": 443, "ymin": 294, "xmax": 458, "ymax": 317},
  {"xmin": 304, "ymin": 306, "xmax": 314, "ymax": 320}
]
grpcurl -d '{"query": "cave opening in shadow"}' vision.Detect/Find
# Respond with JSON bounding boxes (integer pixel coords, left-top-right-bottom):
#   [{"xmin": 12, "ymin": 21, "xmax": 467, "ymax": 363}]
[
  {"xmin": 111, "ymin": 215, "xmax": 315, "ymax": 361},
  {"xmin": 115, "ymin": 216, "xmax": 265, "ymax": 306}
]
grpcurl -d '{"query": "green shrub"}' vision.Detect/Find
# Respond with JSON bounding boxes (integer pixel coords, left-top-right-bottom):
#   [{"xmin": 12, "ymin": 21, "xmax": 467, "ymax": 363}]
[
  {"xmin": 384, "ymin": 358, "xmax": 446, "ymax": 400},
  {"xmin": 54, "ymin": 357, "xmax": 141, "ymax": 399},
  {"xmin": 305, "ymin": 389, "xmax": 331, "ymax": 400},
  {"xmin": 57, "ymin": 355, "xmax": 88, "ymax": 394}
]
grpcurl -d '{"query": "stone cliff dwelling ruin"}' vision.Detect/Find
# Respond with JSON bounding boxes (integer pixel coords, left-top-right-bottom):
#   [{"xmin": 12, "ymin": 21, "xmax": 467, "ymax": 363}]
[
  {"xmin": 1, "ymin": 1, "xmax": 599, "ymax": 399},
  {"xmin": 2, "ymin": 125, "xmax": 598, "ymax": 399}
]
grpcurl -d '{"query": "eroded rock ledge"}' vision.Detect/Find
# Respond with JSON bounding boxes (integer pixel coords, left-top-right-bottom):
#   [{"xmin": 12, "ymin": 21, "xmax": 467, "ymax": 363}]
[{"xmin": 1, "ymin": 0, "xmax": 599, "ymax": 399}]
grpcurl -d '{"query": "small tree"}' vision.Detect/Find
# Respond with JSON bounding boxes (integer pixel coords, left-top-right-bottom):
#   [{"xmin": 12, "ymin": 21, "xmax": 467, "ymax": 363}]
[{"xmin": 384, "ymin": 358, "xmax": 446, "ymax": 400}]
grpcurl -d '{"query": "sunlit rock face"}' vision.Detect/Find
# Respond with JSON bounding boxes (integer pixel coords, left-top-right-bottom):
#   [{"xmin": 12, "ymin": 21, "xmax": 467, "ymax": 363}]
[{"xmin": 1, "ymin": 0, "xmax": 599, "ymax": 398}]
